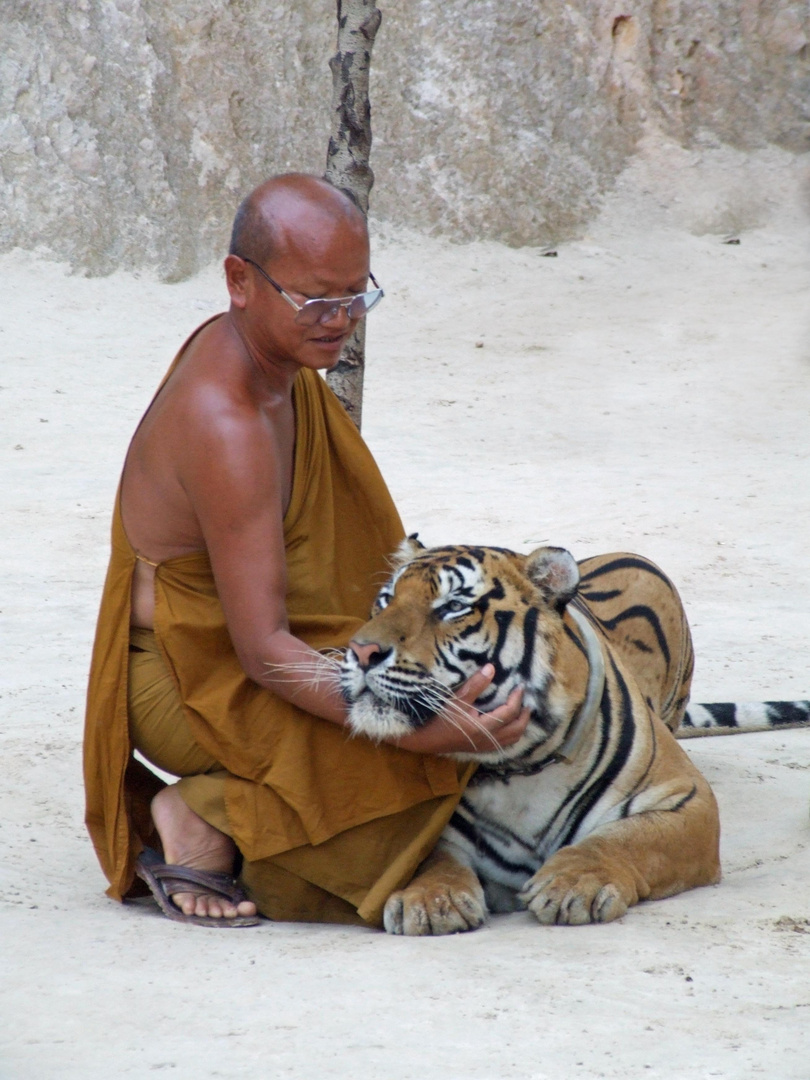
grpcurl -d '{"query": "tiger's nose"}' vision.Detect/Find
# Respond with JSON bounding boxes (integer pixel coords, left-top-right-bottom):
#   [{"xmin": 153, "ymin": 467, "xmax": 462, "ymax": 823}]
[{"xmin": 349, "ymin": 640, "xmax": 391, "ymax": 670}]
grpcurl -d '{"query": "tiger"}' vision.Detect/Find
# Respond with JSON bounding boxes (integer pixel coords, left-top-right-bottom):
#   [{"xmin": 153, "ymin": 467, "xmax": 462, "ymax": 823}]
[{"xmin": 339, "ymin": 538, "xmax": 809, "ymax": 936}]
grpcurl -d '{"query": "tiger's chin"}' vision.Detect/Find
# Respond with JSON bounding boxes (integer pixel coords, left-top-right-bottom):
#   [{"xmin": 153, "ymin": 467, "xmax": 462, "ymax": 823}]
[{"xmin": 347, "ymin": 692, "xmax": 423, "ymax": 743}]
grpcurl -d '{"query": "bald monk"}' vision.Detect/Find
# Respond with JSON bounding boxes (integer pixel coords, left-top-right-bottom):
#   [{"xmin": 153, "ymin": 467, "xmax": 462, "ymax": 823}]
[{"xmin": 84, "ymin": 174, "xmax": 529, "ymax": 927}]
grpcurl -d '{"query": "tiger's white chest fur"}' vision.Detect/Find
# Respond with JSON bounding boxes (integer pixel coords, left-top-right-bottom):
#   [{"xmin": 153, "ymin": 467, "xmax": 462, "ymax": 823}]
[{"xmin": 443, "ymin": 750, "xmax": 628, "ymax": 912}]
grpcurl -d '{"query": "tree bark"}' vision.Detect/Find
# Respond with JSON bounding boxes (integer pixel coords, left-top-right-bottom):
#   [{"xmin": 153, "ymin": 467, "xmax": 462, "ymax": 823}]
[{"xmin": 324, "ymin": 0, "xmax": 382, "ymax": 430}]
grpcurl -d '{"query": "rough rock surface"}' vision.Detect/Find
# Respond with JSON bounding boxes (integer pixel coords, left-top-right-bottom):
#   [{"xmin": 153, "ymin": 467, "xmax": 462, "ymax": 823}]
[{"xmin": 1, "ymin": 0, "xmax": 808, "ymax": 276}]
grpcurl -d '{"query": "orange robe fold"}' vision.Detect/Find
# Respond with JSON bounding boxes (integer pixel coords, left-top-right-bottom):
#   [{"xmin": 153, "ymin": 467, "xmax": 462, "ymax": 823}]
[{"xmin": 84, "ymin": 331, "xmax": 470, "ymax": 919}]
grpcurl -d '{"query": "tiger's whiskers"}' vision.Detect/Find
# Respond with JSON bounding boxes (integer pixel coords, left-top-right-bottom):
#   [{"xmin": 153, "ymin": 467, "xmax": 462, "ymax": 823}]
[
  {"xmin": 407, "ymin": 680, "xmax": 504, "ymax": 754},
  {"xmin": 263, "ymin": 651, "xmax": 344, "ymax": 696}
]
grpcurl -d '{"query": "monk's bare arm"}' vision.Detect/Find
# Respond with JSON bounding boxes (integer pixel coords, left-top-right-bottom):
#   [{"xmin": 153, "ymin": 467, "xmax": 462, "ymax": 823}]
[
  {"xmin": 175, "ymin": 388, "xmax": 345, "ymax": 720},
  {"xmin": 178, "ymin": 393, "xmax": 528, "ymax": 751}
]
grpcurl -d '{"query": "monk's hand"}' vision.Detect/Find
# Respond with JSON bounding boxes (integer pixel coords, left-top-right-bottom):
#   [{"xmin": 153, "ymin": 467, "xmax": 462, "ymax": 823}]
[{"xmin": 395, "ymin": 664, "xmax": 531, "ymax": 755}]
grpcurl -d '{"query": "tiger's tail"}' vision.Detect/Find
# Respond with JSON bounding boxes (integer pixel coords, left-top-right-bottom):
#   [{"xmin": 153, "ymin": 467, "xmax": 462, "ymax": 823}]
[{"xmin": 678, "ymin": 700, "xmax": 810, "ymax": 737}]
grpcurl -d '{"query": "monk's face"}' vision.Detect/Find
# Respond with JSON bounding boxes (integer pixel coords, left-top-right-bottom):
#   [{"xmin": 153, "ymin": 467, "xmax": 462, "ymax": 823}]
[{"xmin": 232, "ymin": 209, "xmax": 372, "ymax": 374}]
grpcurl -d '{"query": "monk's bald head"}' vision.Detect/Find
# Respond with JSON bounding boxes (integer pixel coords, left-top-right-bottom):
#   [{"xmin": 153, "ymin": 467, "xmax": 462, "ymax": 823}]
[{"xmin": 229, "ymin": 174, "xmax": 367, "ymax": 267}]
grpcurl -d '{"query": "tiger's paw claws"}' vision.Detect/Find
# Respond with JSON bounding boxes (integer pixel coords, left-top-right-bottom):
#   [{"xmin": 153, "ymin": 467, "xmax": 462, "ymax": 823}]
[
  {"xmin": 383, "ymin": 883, "xmax": 488, "ymax": 936},
  {"xmin": 520, "ymin": 872, "xmax": 629, "ymax": 925}
]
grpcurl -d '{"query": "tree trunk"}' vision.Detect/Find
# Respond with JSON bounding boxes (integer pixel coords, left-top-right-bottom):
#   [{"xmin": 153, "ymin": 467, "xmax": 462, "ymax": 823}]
[{"xmin": 324, "ymin": 0, "xmax": 382, "ymax": 430}]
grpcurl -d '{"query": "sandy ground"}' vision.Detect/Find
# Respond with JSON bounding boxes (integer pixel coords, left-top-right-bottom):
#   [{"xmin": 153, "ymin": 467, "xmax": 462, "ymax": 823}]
[{"xmin": 2, "ymin": 144, "xmax": 810, "ymax": 1078}]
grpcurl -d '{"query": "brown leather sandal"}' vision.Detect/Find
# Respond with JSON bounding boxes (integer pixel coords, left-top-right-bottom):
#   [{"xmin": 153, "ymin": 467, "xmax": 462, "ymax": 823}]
[{"xmin": 134, "ymin": 847, "xmax": 261, "ymax": 927}]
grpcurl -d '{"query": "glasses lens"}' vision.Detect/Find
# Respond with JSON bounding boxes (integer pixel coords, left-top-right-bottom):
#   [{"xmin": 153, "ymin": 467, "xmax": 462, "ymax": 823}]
[
  {"xmin": 348, "ymin": 289, "xmax": 383, "ymax": 320},
  {"xmin": 294, "ymin": 300, "xmax": 333, "ymax": 327},
  {"xmin": 294, "ymin": 289, "xmax": 384, "ymax": 326}
]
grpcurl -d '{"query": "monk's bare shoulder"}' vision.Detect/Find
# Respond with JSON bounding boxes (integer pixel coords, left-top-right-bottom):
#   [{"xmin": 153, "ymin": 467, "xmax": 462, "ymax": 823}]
[{"xmin": 121, "ymin": 315, "xmax": 295, "ymax": 564}]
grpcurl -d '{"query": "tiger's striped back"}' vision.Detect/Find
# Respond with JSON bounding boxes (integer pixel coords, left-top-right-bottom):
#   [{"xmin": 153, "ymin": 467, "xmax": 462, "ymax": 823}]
[
  {"xmin": 576, "ymin": 553, "xmax": 809, "ymax": 738},
  {"xmin": 576, "ymin": 553, "xmax": 694, "ymax": 733}
]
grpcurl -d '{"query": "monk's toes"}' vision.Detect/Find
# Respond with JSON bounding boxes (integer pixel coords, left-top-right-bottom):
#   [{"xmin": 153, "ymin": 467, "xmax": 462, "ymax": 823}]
[
  {"xmin": 174, "ymin": 891, "xmax": 226, "ymax": 918},
  {"xmin": 198, "ymin": 895, "xmax": 231, "ymax": 919},
  {"xmin": 168, "ymin": 891, "xmax": 190, "ymax": 916},
  {"xmin": 194, "ymin": 894, "xmax": 214, "ymax": 918},
  {"xmin": 179, "ymin": 892, "xmax": 257, "ymax": 919}
]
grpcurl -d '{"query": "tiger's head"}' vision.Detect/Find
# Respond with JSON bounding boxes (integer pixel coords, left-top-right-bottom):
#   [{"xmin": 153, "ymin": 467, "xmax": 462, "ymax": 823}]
[{"xmin": 340, "ymin": 538, "xmax": 592, "ymax": 762}]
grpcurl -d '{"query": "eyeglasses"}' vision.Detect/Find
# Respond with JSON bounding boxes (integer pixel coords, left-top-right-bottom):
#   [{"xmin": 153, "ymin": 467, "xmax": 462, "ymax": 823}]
[{"xmin": 240, "ymin": 256, "xmax": 384, "ymax": 327}]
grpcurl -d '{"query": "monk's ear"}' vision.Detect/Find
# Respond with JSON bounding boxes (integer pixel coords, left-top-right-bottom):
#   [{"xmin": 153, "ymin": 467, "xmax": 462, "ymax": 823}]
[
  {"xmin": 390, "ymin": 533, "xmax": 425, "ymax": 569},
  {"xmin": 525, "ymin": 546, "xmax": 579, "ymax": 609},
  {"xmin": 224, "ymin": 254, "xmax": 249, "ymax": 310}
]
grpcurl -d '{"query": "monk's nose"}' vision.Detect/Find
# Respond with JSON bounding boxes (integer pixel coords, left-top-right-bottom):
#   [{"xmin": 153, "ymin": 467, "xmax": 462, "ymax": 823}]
[
  {"xmin": 349, "ymin": 640, "xmax": 390, "ymax": 670},
  {"xmin": 321, "ymin": 301, "xmax": 352, "ymax": 329}
]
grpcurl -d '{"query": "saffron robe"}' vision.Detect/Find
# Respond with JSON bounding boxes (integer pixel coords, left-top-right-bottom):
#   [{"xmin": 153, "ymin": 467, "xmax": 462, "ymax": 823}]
[{"xmin": 83, "ymin": 321, "xmax": 472, "ymax": 924}]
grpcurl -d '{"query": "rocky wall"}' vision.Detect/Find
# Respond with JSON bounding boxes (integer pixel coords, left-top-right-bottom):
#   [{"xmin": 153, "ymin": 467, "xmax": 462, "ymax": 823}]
[{"xmin": 1, "ymin": 0, "xmax": 807, "ymax": 277}]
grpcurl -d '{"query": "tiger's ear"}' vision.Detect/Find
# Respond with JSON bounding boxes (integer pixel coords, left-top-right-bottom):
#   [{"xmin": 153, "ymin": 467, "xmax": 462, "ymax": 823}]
[
  {"xmin": 390, "ymin": 533, "xmax": 426, "ymax": 569},
  {"xmin": 525, "ymin": 546, "xmax": 580, "ymax": 609}
]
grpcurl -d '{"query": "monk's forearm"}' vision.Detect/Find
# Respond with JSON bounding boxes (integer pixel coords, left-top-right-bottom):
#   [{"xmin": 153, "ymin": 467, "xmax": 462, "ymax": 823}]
[{"xmin": 243, "ymin": 630, "xmax": 349, "ymax": 725}]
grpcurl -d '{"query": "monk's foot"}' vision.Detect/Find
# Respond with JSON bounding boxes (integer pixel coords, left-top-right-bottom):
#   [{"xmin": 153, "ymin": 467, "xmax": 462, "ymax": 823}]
[{"xmin": 150, "ymin": 785, "xmax": 257, "ymax": 920}]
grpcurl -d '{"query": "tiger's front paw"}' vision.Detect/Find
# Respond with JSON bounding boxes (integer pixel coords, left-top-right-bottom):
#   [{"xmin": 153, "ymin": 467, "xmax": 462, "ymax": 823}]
[
  {"xmin": 519, "ymin": 849, "xmax": 637, "ymax": 925},
  {"xmin": 383, "ymin": 877, "xmax": 487, "ymax": 936}
]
